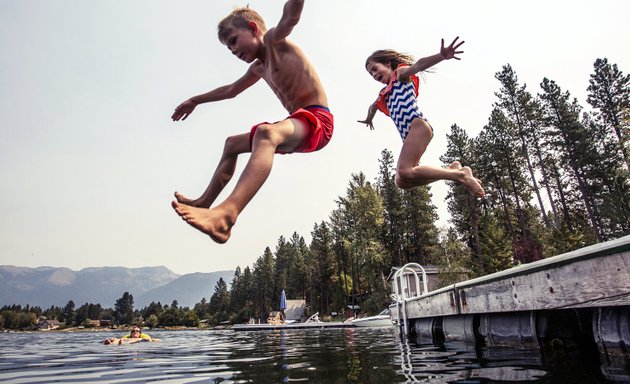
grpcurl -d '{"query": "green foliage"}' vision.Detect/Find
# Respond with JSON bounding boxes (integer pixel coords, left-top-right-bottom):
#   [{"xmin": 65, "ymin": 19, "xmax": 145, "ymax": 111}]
[
  {"xmin": 143, "ymin": 301, "xmax": 163, "ymax": 319},
  {"xmin": 145, "ymin": 314, "xmax": 159, "ymax": 329},
  {"xmin": 333, "ymin": 272, "xmax": 353, "ymax": 296},
  {"xmin": 63, "ymin": 300, "xmax": 75, "ymax": 324},
  {"xmin": 114, "ymin": 292, "xmax": 134, "ymax": 326},
  {"xmin": 182, "ymin": 311, "xmax": 200, "ymax": 327},
  {"xmin": 0, "ymin": 310, "xmax": 36, "ymax": 330},
  {"xmin": 476, "ymin": 211, "xmax": 514, "ymax": 275},
  {"xmin": 587, "ymin": 58, "xmax": 630, "ymax": 170},
  {"xmin": 433, "ymin": 228, "xmax": 473, "ymax": 287},
  {"xmin": 542, "ymin": 223, "xmax": 587, "ymax": 256},
  {"xmin": 309, "ymin": 222, "xmax": 336, "ymax": 316},
  {"xmin": 158, "ymin": 305, "xmax": 182, "ymax": 327}
]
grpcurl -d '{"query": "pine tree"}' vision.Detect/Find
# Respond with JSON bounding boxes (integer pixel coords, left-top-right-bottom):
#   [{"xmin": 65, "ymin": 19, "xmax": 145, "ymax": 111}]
[
  {"xmin": 330, "ymin": 173, "xmax": 387, "ymax": 312},
  {"xmin": 540, "ymin": 78, "xmax": 603, "ymax": 242},
  {"xmin": 62, "ymin": 300, "xmax": 75, "ymax": 325},
  {"xmin": 440, "ymin": 124, "xmax": 483, "ymax": 264},
  {"xmin": 586, "ymin": 59, "xmax": 630, "ymax": 236},
  {"xmin": 209, "ymin": 278, "xmax": 230, "ymax": 323},
  {"xmin": 273, "ymin": 236, "xmax": 290, "ymax": 299},
  {"xmin": 376, "ymin": 149, "xmax": 406, "ymax": 267},
  {"xmin": 114, "ymin": 292, "xmax": 134, "ymax": 325},
  {"xmin": 480, "ymin": 108, "xmax": 542, "ymax": 263},
  {"xmin": 252, "ymin": 248, "xmax": 275, "ymax": 320},
  {"xmin": 587, "ymin": 58, "xmax": 630, "ymax": 171},
  {"xmin": 230, "ymin": 266, "xmax": 255, "ymax": 322},
  {"xmin": 400, "ymin": 186, "xmax": 440, "ymax": 265},
  {"xmin": 308, "ymin": 222, "xmax": 335, "ymax": 315},
  {"xmin": 435, "ymin": 227, "xmax": 473, "ymax": 286},
  {"xmin": 477, "ymin": 211, "xmax": 514, "ymax": 274},
  {"xmin": 494, "ymin": 64, "xmax": 551, "ymax": 227},
  {"xmin": 288, "ymin": 233, "xmax": 308, "ymax": 300}
]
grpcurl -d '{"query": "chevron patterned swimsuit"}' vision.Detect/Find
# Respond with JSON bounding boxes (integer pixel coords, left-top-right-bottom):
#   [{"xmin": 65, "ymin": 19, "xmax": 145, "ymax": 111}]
[
  {"xmin": 375, "ymin": 65, "xmax": 431, "ymax": 141},
  {"xmin": 386, "ymin": 80, "xmax": 425, "ymax": 141}
]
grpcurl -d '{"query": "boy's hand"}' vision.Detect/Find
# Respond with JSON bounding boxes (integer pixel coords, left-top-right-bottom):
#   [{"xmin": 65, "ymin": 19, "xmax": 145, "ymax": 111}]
[
  {"xmin": 172, "ymin": 99, "xmax": 197, "ymax": 121},
  {"xmin": 440, "ymin": 36, "xmax": 465, "ymax": 60}
]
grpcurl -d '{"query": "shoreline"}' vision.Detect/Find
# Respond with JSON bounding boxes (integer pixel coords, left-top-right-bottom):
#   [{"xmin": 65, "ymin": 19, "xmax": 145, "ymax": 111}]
[{"xmin": 3, "ymin": 326, "xmax": 216, "ymax": 333}]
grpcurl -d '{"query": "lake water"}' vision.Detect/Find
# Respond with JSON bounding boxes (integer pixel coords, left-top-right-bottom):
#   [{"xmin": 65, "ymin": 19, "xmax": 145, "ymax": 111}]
[{"xmin": 0, "ymin": 327, "xmax": 628, "ymax": 383}]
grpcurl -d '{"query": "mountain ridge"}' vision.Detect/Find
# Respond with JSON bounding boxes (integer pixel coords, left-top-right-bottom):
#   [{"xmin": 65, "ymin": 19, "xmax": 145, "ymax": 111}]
[{"xmin": 0, "ymin": 265, "xmax": 234, "ymax": 309}]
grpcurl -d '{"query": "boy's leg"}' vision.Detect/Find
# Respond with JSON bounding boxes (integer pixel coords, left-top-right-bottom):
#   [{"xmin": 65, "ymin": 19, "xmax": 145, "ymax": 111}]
[
  {"xmin": 175, "ymin": 133, "xmax": 251, "ymax": 208},
  {"xmin": 396, "ymin": 119, "xmax": 484, "ymax": 197},
  {"xmin": 172, "ymin": 118, "xmax": 308, "ymax": 243}
]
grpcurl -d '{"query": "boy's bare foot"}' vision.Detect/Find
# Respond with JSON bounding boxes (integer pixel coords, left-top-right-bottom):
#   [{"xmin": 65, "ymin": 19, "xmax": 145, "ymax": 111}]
[
  {"xmin": 460, "ymin": 166, "xmax": 485, "ymax": 197},
  {"xmin": 174, "ymin": 191, "xmax": 212, "ymax": 208},
  {"xmin": 171, "ymin": 201, "xmax": 236, "ymax": 243}
]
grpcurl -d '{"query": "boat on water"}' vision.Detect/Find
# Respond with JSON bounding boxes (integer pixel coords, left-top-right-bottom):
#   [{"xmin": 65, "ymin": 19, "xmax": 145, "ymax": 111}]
[
  {"xmin": 233, "ymin": 312, "xmax": 352, "ymax": 331},
  {"xmin": 350, "ymin": 308, "xmax": 394, "ymax": 327}
]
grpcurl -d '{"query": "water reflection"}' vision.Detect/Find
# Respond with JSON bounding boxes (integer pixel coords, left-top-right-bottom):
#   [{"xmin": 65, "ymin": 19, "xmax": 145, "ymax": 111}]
[{"xmin": 0, "ymin": 328, "xmax": 628, "ymax": 383}]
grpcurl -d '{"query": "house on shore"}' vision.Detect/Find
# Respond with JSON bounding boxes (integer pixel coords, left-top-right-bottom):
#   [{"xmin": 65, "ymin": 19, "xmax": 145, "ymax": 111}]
[{"xmin": 36, "ymin": 319, "xmax": 60, "ymax": 331}]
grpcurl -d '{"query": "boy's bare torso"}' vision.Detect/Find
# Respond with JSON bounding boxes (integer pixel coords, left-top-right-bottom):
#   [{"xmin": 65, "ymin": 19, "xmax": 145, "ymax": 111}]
[{"xmin": 251, "ymin": 31, "xmax": 328, "ymax": 113}]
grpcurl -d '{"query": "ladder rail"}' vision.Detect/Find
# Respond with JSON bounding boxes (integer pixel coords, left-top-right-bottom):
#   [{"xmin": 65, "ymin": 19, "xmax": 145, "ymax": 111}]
[{"xmin": 392, "ymin": 263, "xmax": 429, "ymax": 337}]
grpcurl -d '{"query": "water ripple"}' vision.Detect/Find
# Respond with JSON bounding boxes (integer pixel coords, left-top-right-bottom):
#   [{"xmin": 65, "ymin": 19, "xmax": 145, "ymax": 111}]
[{"xmin": 0, "ymin": 327, "xmax": 627, "ymax": 383}]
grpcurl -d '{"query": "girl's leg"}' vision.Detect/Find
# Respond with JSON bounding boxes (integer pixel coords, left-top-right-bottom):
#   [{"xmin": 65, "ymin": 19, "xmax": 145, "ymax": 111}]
[
  {"xmin": 172, "ymin": 118, "xmax": 308, "ymax": 243},
  {"xmin": 396, "ymin": 119, "xmax": 484, "ymax": 197},
  {"xmin": 175, "ymin": 133, "xmax": 251, "ymax": 208}
]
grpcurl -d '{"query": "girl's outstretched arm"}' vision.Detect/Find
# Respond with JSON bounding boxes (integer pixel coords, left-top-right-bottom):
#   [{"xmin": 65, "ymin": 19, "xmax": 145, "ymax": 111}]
[
  {"xmin": 397, "ymin": 37, "xmax": 464, "ymax": 82},
  {"xmin": 357, "ymin": 102, "xmax": 378, "ymax": 130}
]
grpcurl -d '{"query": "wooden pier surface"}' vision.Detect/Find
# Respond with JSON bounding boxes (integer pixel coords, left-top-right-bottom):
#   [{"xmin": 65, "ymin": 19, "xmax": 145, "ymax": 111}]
[{"xmin": 392, "ymin": 235, "xmax": 630, "ymax": 321}]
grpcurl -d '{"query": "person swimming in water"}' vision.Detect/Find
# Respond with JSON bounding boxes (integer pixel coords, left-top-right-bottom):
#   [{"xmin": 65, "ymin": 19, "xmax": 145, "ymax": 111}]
[{"xmin": 103, "ymin": 326, "xmax": 159, "ymax": 345}]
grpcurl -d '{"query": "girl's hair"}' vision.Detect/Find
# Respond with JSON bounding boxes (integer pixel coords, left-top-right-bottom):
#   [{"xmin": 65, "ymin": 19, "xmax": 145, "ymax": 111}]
[
  {"xmin": 365, "ymin": 50, "xmax": 414, "ymax": 70},
  {"xmin": 218, "ymin": 6, "xmax": 267, "ymax": 43}
]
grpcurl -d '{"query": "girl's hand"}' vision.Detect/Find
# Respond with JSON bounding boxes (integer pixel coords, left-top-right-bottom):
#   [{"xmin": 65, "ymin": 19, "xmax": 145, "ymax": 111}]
[
  {"xmin": 440, "ymin": 36, "xmax": 465, "ymax": 60},
  {"xmin": 357, "ymin": 119, "xmax": 375, "ymax": 130},
  {"xmin": 172, "ymin": 99, "xmax": 197, "ymax": 121}
]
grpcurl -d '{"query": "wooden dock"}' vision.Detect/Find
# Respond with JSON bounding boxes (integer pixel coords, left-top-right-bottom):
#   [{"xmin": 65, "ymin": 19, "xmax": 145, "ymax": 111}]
[
  {"xmin": 233, "ymin": 322, "xmax": 352, "ymax": 331},
  {"xmin": 392, "ymin": 235, "xmax": 630, "ymax": 320},
  {"xmin": 390, "ymin": 235, "xmax": 630, "ymax": 354}
]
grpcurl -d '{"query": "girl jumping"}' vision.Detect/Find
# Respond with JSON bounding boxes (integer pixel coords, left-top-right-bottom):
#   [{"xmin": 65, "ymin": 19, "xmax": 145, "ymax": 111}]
[{"xmin": 358, "ymin": 37, "xmax": 484, "ymax": 197}]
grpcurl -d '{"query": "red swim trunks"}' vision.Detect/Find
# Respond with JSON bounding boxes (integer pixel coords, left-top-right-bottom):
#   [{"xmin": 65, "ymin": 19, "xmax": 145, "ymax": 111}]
[{"xmin": 249, "ymin": 105, "xmax": 334, "ymax": 154}]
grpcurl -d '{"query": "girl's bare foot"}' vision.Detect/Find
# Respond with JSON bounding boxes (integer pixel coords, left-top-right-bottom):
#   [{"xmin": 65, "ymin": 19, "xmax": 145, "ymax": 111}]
[
  {"xmin": 174, "ymin": 191, "xmax": 211, "ymax": 208},
  {"xmin": 171, "ymin": 201, "xmax": 236, "ymax": 243},
  {"xmin": 449, "ymin": 161, "xmax": 462, "ymax": 170},
  {"xmin": 460, "ymin": 166, "xmax": 485, "ymax": 197}
]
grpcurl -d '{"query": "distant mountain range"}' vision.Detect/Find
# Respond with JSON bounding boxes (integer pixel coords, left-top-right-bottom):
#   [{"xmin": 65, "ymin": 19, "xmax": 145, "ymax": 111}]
[{"xmin": 0, "ymin": 265, "xmax": 235, "ymax": 309}]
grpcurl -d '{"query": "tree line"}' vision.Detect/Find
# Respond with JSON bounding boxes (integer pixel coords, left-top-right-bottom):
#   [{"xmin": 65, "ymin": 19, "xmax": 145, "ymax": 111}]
[
  {"xmin": 1, "ymin": 293, "xmax": 206, "ymax": 330},
  {"xmin": 1, "ymin": 59, "xmax": 627, "ymax": 330}
]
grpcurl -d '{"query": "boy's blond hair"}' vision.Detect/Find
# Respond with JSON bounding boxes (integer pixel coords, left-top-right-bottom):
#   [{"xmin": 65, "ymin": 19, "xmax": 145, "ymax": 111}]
[{"xmin": 218, "ymin": 6, "xmax": 267, "ymax": 43}]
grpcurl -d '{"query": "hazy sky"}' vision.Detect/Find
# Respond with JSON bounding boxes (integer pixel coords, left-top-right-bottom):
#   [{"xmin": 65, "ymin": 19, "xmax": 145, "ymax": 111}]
[{"xmin": 1, "ymin": 0, "xmax": 628, "ymax": 275}]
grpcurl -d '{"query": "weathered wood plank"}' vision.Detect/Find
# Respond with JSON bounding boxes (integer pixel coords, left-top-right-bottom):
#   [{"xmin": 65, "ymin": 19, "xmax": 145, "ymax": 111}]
[
  {"xmin": 392, "ymin": 236, "xmax": 630, "ymax": 321},
  {"xmin": 456, "ymin": 235, "xmax": 630, "ymax": 289},
  {"xmin": 459, "ymin": 251, "xmax": 630, "ymax": 313}
]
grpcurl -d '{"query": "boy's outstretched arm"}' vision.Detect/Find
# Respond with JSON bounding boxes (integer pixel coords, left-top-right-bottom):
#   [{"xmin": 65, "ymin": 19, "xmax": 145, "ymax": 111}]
[
  {"xmin": 397, "ymin": 37, "xmax": 465, "ymax": 82},
  {"xmin": 268, "ymin": 0, "xmax": 304, "ymax": 42},
  {"xmin": 172, "ymin": 68, "xmax": 261, "ymax": 121}
]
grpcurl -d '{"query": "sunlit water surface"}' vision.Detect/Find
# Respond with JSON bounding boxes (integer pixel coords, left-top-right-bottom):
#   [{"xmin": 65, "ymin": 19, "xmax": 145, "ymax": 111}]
[{"xmin": 0, "ymin": 328, "xmax": 627, "ymax": 383}]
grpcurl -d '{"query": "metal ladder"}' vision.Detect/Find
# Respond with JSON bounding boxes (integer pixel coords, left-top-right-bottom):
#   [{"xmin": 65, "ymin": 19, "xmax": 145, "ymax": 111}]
[{"xmin": 392, "ymin": 263, "xmax": 428, "ymax": 337}]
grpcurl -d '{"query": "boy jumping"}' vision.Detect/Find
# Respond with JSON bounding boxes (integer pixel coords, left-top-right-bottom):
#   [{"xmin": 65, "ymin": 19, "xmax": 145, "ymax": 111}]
[{"xmin": 171, "ymin": 0, "xmax": 333, "ymax": 244}]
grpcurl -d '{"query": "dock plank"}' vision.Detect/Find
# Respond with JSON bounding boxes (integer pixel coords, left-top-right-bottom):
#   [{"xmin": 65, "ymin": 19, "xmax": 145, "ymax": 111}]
[{"xmin": 460, "ymin": 250, "xmax": 630, "ymax": 313}]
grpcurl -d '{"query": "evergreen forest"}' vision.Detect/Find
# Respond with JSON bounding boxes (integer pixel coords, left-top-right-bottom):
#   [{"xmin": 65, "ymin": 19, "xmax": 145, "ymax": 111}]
[{"xmin": 2, "ymin": 59, "xmax": 628, "ymax": 330}]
